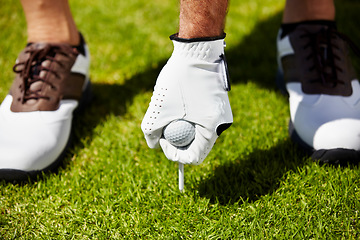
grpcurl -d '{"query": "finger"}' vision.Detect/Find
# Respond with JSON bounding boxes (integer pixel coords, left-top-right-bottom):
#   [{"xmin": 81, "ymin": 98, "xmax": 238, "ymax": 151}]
[
  {"xmin": 143, "ymin": 128, "xmax": 163, "ymax": 149},
  {"xmin": 160, "ymin": 125, "xmax": 217, "ymax": 165}
]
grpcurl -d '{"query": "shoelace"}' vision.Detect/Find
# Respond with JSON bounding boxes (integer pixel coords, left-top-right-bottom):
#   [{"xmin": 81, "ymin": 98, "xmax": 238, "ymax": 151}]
[
  {"xmin": 300, "ymin": 27, "xmax": 360, "ymax": 88},
  {"xmin": 13, "ymin": 44, "xmax": 78, "ymax": 103}
]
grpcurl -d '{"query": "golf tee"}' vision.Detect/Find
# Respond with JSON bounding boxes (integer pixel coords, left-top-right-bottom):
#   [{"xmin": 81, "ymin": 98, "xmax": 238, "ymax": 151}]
[{"xmin": 179, "ymin": 162, "xmax": 184, "ymax": 192}]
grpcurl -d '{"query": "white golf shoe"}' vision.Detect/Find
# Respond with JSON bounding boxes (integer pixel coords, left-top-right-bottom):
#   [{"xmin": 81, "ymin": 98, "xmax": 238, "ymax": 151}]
[
  {"xmin": 0, "ymin": 34, "xmax": 91, "ymax": 181},
  {"xmin": 277, "ymin": 22, "xmax": 360, "ymax": 164}
]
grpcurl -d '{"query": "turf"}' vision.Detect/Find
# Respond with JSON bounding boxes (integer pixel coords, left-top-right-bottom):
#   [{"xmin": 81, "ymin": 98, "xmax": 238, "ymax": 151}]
[{"xmin": 1, "ymin": 0, "xmax": 360, "ymax": 239}]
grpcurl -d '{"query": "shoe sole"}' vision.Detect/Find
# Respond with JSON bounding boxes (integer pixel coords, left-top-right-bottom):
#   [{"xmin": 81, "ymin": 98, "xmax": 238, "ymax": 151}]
[
  {"xmin": 276, "ymin": 69, "xmax": 360, "ymax": 165},
  {"xmin": 0, "ymin": 80, "xmax": 93, "ymax": 183}
]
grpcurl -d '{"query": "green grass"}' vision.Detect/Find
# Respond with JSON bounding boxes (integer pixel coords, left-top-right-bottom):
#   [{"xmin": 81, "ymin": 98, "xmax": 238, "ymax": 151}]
[{"xmin": 1, "ymin": 0, "xmax": 360, "ymax": 239}]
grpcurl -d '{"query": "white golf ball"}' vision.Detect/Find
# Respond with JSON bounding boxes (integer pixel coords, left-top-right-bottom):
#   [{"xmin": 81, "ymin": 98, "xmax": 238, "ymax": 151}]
[{"xmin": 163, "ymin": 120, "xmax": 195, "ymax": 147}]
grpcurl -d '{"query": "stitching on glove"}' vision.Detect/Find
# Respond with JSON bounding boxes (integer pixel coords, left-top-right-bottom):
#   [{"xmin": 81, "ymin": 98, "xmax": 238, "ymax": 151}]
[{"xmin": 179, "ymin": 42, "xmax": 211, "ymax": 60}]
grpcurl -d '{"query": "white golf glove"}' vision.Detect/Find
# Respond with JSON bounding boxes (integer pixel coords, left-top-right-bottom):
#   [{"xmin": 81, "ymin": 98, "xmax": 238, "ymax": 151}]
[{"xmin": 141, "ymin": 34, "xmax": 233, "ymax": 165}]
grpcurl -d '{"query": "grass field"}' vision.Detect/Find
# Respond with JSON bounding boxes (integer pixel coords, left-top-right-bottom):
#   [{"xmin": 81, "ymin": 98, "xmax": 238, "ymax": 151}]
[{"xmin": 1, "ymin": 0, "xmax": 360, "ymax": 239}]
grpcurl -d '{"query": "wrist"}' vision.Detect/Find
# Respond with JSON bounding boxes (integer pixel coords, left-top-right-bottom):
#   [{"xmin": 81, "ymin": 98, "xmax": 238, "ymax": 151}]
[
  {"xmin": 170, "ymin": 33, "xmax": 226, "ymax": 62},
  {"xmin": 170, "ymin": 33, "xmax": 226, "ymax": 43}
]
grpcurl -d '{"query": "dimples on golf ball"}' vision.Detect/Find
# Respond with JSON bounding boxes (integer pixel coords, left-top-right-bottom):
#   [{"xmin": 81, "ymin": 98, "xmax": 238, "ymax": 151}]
[{"xmin": 163, "ymin": 120, "xmax": 195, "ymax": 147}]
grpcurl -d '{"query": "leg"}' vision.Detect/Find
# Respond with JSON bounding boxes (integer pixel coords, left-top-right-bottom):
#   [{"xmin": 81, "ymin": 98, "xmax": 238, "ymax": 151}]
[
  {"xmin": 283, "ymin": 0, "xmax": 335, "ymax": 23},
  {"xmin": 21, "ymin": 0, "xmax": 79, "ymax": 44}
]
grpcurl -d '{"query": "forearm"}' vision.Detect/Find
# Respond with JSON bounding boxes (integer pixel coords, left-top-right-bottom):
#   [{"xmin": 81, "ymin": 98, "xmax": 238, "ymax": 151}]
[{"xmin": 178, "ymin": 0, "xmax": 228, "ymax": 38}]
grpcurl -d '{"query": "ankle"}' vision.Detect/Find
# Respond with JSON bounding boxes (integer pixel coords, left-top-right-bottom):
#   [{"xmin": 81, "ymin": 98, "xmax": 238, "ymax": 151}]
[
  {"xmin": 282, "ymin": 0, "xmax": 335, "ymax": 24},
  {"xmin": 21, "ymin": 0, "xmax": 79, "ymax": 45},
  {"xmin": 27, "ymin": 24, "xmax": 80, "ymax": 45}
]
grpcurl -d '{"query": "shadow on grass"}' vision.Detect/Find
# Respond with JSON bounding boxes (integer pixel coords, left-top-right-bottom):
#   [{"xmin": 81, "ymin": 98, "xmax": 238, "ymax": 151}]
[
  {"xmin": 198, "ymin": 140, "xmax": 307, "ymax": 205},
  {"xmin": 226, "ymin": 13, "xmax": 282, "ymax": 89},
  {"xmin": 63, "ymin": 61, "xmax": 167, "ymax": 168}
]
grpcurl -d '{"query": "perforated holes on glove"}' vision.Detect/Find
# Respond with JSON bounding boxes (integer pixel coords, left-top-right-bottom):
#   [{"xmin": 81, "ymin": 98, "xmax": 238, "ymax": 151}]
[{"xmin": 143, "ymin": 87, "xmax": 167, "ymax": 135}]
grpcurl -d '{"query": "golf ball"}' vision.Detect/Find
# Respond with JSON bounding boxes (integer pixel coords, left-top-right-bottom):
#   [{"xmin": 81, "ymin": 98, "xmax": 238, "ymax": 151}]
[{"xmin": 163, "ymin": 120, "xmax": 195, "ymax": 147}]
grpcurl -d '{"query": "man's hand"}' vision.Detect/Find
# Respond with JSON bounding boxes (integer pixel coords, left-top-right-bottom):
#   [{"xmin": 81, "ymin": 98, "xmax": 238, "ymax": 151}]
[{"xmin": 141, "ymin": 34, "xmax": 233, "ymax": 165}]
